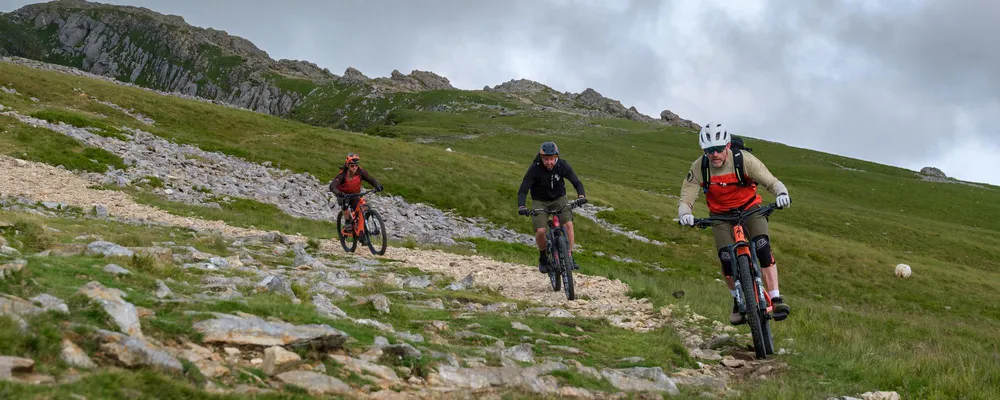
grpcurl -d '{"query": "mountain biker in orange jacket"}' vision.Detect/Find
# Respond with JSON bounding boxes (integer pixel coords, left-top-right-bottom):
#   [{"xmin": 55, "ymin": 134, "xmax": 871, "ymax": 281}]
[
  {"xmin": 517, "ymin": 141, "xmax": 587, "ymax": 273},
  {"xmin": 329, "ymin": 153, "xmax": 383, "ymax": 233},
  {"xmin": 677, "ymin": 123, "xmax": 792, "ymax": 325}
]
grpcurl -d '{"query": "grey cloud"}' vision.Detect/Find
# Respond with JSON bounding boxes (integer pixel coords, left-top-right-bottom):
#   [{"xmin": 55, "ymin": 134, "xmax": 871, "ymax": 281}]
[
  {"xmin": 2, "ymin": 0, "xmax": 999, "ymax": 183},
  {"xmin": 666, "ymin": 0, "xmax": 1000, "ymax": 172}
]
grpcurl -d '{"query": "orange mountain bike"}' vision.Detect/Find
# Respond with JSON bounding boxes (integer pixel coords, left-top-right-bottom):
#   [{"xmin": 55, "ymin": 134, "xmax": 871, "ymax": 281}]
[
  {"xmin": 690, "ymin": 202, "xmax": 784, "ymax": 359},
  {"xmin": 333, "ymin": 189, "xmax": 387, "ymax": 255}
]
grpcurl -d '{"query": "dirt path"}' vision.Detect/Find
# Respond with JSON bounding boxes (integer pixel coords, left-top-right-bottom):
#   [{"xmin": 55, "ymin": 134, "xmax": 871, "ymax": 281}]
[
  {"xmin": 373, "ymin": 247, "xmax": 665, "ymax": 332},
  {"xmin": 0, "ymin": 155, "xmax": 666, "ymax": 332},
  {"xmin": 0, "ymin": 156, "xmax": 262, "ymax": 237}
]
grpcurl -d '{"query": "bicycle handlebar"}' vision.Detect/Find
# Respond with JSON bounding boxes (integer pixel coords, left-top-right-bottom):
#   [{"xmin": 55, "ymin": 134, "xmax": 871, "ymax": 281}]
[
  {"xmin": 340, "ymin": 189, "xmax": 378, "ymax": 198},
  {"xmin": 329, "ymin": 188, "xmax": 381, "ymax": 209},
  {"xmin": 520, "ymin": 198, "xmax": 588, "ymax": 217},
  {"xmin": 688, "ymin": 202, "xmax": 784, "ymax": 229}
]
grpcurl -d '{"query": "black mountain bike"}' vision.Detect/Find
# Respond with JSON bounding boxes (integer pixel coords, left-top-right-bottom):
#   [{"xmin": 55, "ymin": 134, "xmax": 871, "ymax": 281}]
[
  {"xmin": 688, "ymin": 202, "xmax": 785, "ymax": 359},
  {"xmin": 523, "ymin": 198, "xmax": 587, "ymax": 300},
  {"xmin": 331, "ymin": 189, "xmax": 387, "ymax": 255}
]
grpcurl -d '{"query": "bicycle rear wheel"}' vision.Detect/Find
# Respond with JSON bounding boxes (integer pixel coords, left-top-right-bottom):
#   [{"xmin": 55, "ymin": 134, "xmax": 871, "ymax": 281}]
[
  {"xmin": 364, "ymin": 208, "xmax": 387, "ymax": 255},
  {"xmin": 555, "ymin": 234, "xmax": 574, "ymax": 300},
  {"xmin": 336, "ymin": 211, "xmax": 357, "ymax": 253},
  {"xmin": 738, "ymin": 254, "xmax": 767, "ymax": 359}
]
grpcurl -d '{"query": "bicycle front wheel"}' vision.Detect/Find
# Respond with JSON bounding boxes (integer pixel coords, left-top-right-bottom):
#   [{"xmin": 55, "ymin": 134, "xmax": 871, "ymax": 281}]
[
  {"xmin": 556, "ymin": 234, "xmax": 574, "ymax": 300},
  {"xmin": 364, "ymin": 208, "xmax": 387, "ymax": 255},
  {"xmin": 738, "ymin": 254, "xmax": 766, "ymax": 359}
]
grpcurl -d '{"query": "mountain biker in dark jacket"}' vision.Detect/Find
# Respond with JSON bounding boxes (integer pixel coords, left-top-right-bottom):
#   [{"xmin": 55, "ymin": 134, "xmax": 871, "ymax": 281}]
[
  {"xmin": 329, "ymin": 153, "xmax": 383, "ymax": 233},
  {"xmin": 677, "ymin": 123, "xmax": 791, "ymax": 325},
  {"xmin": 517, "ymin": 141, "xmax": 587, "ymax": 273}
]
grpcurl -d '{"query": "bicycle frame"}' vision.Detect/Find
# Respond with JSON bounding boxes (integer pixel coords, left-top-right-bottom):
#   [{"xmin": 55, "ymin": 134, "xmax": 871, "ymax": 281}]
[
  {"xmin": 529, "ymin": 200, "xmax": 584, "ymax": 265},
  {"xmin": 337, "ymin": 190, "xmax": 374, "ymax": 237},
  {"xmin": 725, "ymin": 220, "xmax": 772, "ymax": 315},
  {"xmin": 695, "ymin": 203, "xmax": 780, "ymax": 316}
]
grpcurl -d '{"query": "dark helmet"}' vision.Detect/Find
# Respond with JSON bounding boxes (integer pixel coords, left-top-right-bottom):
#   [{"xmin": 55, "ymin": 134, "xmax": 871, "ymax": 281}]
[
  {"xmin": 345, "ymin": 153, "xmax": 360, "ymax": 165},
  {"xmin": 539, "ymin": 142, "xmax": 559, "ymax": 156}
]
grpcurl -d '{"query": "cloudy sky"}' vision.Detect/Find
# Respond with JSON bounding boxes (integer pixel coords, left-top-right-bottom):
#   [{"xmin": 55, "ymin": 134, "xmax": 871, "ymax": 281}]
[{"xmin": 3, "ymin": 0, "xmax": 999, "ymax": 185}]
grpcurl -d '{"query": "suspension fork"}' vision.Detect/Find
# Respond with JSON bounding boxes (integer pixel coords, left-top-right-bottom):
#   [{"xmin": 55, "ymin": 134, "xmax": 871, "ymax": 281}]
[
  {"xmin": 730, "ymin": 223, "xmax": 756, "ymax": 313},
  {"xmin": 732, "ymin": 224, "xmax": 771, "ymax": 313}
]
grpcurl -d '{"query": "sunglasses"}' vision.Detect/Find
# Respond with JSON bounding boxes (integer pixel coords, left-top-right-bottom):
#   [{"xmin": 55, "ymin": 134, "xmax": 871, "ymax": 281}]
[{"xmin": 704, "ymin": 145, "xmax": 727, "ymax": 155}]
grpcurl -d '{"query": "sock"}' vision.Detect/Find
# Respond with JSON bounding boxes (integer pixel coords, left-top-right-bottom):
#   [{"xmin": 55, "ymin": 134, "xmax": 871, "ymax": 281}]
[
  {"xmin": 729, "ymin": 289, "xmax": 738, "ymax": 299},
  {"xmin": 769, "ymin": 290, "xmax": 780, "ymax": 299}
]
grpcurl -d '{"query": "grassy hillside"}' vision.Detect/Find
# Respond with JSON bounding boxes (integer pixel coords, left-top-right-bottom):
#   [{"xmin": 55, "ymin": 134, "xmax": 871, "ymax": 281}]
[{"xmin": 3, "ymin": 60, "xmax": 1000, "ymax": 399}]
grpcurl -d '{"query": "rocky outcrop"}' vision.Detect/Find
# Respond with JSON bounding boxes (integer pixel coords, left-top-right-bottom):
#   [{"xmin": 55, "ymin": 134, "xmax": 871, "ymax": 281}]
[
  {"xmin": 920, "ymin": 166, "xmax": 947, "ymax": 179},
  {"xmin": 486, "ymin": 80, "xmax": 699, "ymax": 127},
  {"xmin": 486, "ymin": 78, "xmax": 554, "ymax": 93},
  {"xmin": 574, "ymin": 88, "xmax": 656, "ymax": 123},
  {"xmin": 341, "ymin": 67, "xmax": 370, "ymax": 83},
  {"xmin": 0, "ymin": 0, "xmax": 334, "ymax": 116},
  {"xmin": 371, "ymin": 69, "xmax": 456, "ymax": 92},
  {"xmin": 660, "ymin": 109, "xmax": 699, "ymax": 129}
]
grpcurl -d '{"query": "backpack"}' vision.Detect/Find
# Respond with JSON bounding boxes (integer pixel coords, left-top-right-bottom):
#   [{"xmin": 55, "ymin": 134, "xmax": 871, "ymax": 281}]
[{"xmin": 701, "ymin": 135, "xmax": 754, "ymax": 194}]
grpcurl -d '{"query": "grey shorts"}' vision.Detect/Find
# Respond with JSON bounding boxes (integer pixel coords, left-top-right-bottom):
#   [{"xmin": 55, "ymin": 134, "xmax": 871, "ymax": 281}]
[
  {"xmin": 530, "ymin": 196, "xmax": 573, "ymax": 230},
  {"xmin": 710, "ymin": 204, "xmax": 769, "ymax": 250}
]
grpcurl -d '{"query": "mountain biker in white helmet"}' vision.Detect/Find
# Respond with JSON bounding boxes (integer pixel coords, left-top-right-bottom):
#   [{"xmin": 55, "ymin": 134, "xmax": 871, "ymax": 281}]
[{"xmin": 677, "ymin": 122, "xmax": 793, "ymax": 325}]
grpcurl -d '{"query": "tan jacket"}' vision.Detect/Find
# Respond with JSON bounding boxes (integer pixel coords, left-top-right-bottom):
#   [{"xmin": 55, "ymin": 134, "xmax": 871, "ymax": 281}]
[{"xmin": 678, "ymin": 149, "xmax": 787, "ymax": 216}]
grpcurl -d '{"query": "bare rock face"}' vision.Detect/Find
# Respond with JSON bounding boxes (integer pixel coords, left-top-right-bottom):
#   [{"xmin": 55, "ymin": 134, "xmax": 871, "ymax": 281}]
[
  {"xmin": 93, "ymin": 329, "xmax": 183, "ymax": 372},
  {"xmin": 486, "ymin": 79, "xmax": 553, "ymax": 93},
  {"xmin": 342, "ymin": 67, "xmax": 370, "ymax": 83},
  {"xmin": 192, "ymin": 312, "xmax": 350, "ymax": 349},
  {"xmin": 77, "ymin": 281, "xmax": 143, "ymax": 337},
  {"xmin": 276, "ymin": 371, "xmax": 354, "ymax": 396},
  {"xmin": 373, "ymin": 69, "xmax": 456, "ymax": 92},
  {"xmin": 3, "ymin": 0, "xmax": 334, "ymax": 116}
]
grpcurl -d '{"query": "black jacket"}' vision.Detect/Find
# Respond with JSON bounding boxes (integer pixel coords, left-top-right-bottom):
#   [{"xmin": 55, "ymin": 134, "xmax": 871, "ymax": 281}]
[{"xmin": 517, "ymin": 155, "xmax": 585, "ymax": 207}]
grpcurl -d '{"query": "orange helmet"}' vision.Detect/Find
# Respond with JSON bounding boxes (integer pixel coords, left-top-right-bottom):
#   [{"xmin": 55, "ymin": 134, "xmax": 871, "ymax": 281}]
[{"xmin": 345, "ymin": 153, "xmax": 360, "ymax": 165}]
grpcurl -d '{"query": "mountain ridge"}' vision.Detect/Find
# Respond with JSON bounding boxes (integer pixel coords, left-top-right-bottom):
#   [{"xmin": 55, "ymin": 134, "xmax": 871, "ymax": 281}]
[{"xmin": 0, "ymin": 0, "xmax": 698, "ymax": 130}]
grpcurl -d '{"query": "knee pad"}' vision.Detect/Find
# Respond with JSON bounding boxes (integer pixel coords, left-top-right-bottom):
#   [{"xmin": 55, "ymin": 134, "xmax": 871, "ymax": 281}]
[
  {"xmin": 753, "ymin": 235, "xmax": 775, "ymax": 267},
  {"xmin": 717, "ymin": 248, "xmax": 733, "ymax": 276}
]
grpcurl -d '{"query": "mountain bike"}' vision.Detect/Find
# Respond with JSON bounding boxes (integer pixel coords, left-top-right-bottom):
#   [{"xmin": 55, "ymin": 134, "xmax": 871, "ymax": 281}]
[
  {"xmin": 689, "ymin": 202, "xmax": 784, "ymax": 359},
  {"xmin": 332, "ymin": 189, "xmax": 387, "ymax": 255},
  {"xmin": 522, "ymin": 198, "xmax": 587, "ymax": 300}
]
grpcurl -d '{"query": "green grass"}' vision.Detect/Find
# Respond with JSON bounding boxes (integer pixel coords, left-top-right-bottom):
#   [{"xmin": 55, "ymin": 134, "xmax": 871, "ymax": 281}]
[
  {"xmin": 265, "ymin": 72, "xmax": 319, "ymax": 97},
  {"xmin": 3, "ymin": 58, "xmax": 1000, "ymax": 399},
  {"xmin": 0, "ymin": 115, "xmax": 127, "ymax": 173},
  {"xmin": 0, "ymin": 370, "xmax": 318, "ymax": 399},
  {"xmin": 116, "ymin": 188, "xmax": 340, "ymax": 239},
  {"xmin": 29, "ymin": 108, "xmax": 129, "ymax": 140}
]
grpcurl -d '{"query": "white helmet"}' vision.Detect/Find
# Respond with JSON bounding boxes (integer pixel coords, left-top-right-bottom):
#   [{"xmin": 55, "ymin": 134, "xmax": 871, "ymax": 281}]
[{"xmin": 698, "ymin": 123, "xmax": 730, "ymax": 150}]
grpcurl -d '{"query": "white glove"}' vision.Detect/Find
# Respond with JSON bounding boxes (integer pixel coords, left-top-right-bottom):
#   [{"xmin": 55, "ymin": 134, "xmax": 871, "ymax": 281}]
[
  {"xmin": 776, "ymin": 193, "xmax": 791, "ymax": 208},
  {"xmin": 679, "ymin": 214, "xmax": 695, "ymax": 226}
]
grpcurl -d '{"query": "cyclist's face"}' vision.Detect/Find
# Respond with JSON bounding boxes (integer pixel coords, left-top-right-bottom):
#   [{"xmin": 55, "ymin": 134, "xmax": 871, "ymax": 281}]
[
  {"xmin": 705, "ymin": 144, "xmax": 729, "ymax": 168},
  {"xmin": 348, "ymin": 164, "xmax": 359, "ymax": 173},
  {"xmin": 541, "ymin": 155, "xmax": 558, "ymax": 170}
]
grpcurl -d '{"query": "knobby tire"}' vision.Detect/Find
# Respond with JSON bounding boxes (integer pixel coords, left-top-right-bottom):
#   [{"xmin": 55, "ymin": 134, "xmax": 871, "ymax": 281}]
[
  {"xmin": 548, "ymin": 236, "xmax": 561, "ymax": 292},
  {"xmin": 556, "ymin": 234, "xmax": 574, "ymax": 300},
  {"xmin": 337, "ymin": 211, "xmax": 357, "ymax": 253},
  {"xmin": 739, "ymin": 255, "xmax": 767, "ymax": 359},
  {"xmin": 364, "ymin": 209, "xmax": 387, "ymax": 255}
]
